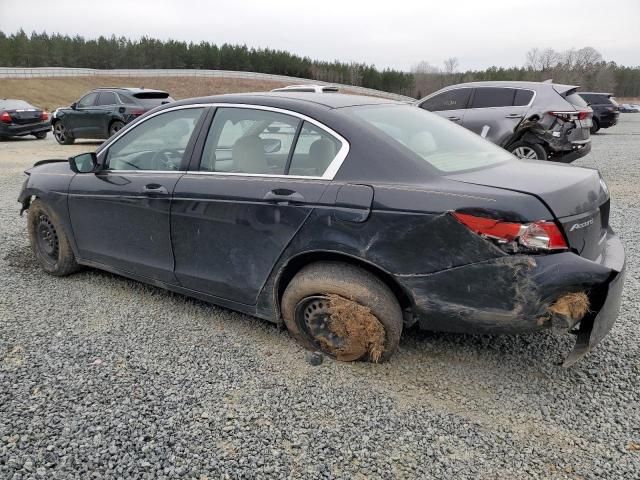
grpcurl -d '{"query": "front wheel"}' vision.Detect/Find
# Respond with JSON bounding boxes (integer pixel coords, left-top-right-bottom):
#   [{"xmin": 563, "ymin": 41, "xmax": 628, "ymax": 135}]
[
  {"xmin": 281, "ymin": 262, "xmax": 403, "ymax": 363},
  {"xmin": 33, "ymin": 131, "xmax": 47, "ymax": 140},
  {"xmin": 509, "ymin": 141, "xmax": 547, "ymax": 160},
  {"xmin": 109, "ymin": 121, "xmax": 125, "ymax": 137},
  {"xmin": 27, "ymin": 199, "xmax": 80, "ymax": 276},
  {"xmin": 53, "ymin": 121, "xmax": 74, "ymax": 145}
]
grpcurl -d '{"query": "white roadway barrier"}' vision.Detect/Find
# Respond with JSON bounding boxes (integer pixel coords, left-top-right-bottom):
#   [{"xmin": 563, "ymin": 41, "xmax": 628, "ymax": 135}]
[{"xmin": 0, "ymin": 67, "xmax": 414, "ymax": 102}]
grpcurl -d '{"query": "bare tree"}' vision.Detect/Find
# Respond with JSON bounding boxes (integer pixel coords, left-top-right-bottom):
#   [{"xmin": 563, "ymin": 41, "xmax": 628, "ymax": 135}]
[
  {"xmin": 526, "ymin": 48, "xmax": 540, "ymax": 70},
  {"xmin": 443, "ymin": 57, "xmax": 459, "ymax": 74}
]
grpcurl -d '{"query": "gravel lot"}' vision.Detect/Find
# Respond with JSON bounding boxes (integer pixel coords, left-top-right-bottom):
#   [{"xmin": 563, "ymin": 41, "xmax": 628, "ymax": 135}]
[{"xmin": 1, "ymin": 118, "xmax": 639, "ymax": 480}]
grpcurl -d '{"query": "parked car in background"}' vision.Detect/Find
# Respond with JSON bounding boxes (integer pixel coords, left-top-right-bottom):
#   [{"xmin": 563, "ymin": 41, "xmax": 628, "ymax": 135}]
[
  {"xmin": 51, "ymin": 87, "xmax": 174, "ymax": 145},
  {"xmin": 618, "ymin": 103, "xmax": 639, "ymax": 113},
  {"xmin": 417, "ymin": 81, "xmax": 592, "ymax": 162},
  {"xmin": 577, "ymin": 92, "xmax": 619, "ymax": 133},
  {"xmin": 18, "ymin": 93, "xmax": 624, "ymax": 366},
  {"xmin": 0, "ymin": 99, "xmax": 50, "ymax": 140},
  {"xmin": 271, "ymin": 84, "xmax": 339, "ymax": 93}
]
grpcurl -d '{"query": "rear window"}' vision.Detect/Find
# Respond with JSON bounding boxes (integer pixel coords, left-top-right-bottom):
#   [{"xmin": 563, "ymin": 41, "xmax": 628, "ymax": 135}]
[
  {"xmin": 132, "ymin": 91, "xmax": 174, "ymax": 107},
  {"xmin": 347, "ymin": 104, "xmax": 513, "ymax": 173},
  {"xmin": 0, "ymin": 100, "xmax": 35, "ymax": 110},
  {"xmin": 578, "ymin": 93, "xmax": 611, "ymax": 106}
]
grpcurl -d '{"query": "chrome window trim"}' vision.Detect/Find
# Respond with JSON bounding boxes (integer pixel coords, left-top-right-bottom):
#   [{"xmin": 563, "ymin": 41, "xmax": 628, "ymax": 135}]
[
  {"xmin": 419, "ymin": 86, "xmax": 537, "ymax": 110},
  {"xmin": 98, "ymin": 103, "xmax": 350, "ymax": 180}
]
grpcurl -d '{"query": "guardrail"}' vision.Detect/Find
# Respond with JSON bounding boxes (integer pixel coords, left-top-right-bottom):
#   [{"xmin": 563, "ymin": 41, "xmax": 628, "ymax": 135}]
[{"xmin": 0, "ymin": 67, "xmax": 415, "ymax": 102}]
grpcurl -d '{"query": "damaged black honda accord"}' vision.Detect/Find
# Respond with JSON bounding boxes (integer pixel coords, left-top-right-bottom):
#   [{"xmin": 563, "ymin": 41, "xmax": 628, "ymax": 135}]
[{"xmin": 18, "ymin": 93, "xmax": 625, "ymax": 366}]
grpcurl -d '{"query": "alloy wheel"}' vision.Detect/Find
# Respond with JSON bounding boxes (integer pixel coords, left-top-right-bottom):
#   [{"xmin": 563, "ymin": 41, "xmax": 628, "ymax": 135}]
[
  {"xmin": 53, "ymin": 123, "xmax": 66, "ymax": 143},
  {"xmin": 512, "ymin": 146, "xmax": 540, "ymax": 160}
]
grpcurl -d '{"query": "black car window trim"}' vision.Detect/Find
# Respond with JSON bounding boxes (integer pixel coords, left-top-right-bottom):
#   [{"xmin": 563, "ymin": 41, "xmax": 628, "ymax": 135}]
[
  {"xmin": 184, "ymin": 104, "xmax": 349, "ymax": 180},
  {"xmin": 423, "ymin": 86, "xmax": 537, "ymax": 110},
  {"xmin": 95, "ymin": 104, "xmax": 349, "ymax": 179},
  {"xmin": 96, "ymin": 105, "xmax": 209, "ymax": 173}
]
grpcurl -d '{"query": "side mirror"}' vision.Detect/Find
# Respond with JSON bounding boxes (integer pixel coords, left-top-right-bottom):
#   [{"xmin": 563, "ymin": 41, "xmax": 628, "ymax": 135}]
[
  {"xmin": 69, "ymin": 152, "xmax": 98, "ymax": 173},
  {"xmin": 70, "ymin": 102, "xmax": 77, "ymax": 110}
]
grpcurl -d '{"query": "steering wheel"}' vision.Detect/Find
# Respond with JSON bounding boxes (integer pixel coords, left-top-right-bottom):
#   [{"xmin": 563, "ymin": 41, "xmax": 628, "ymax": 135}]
[{"xmin": 151, "ymin": 148, "xmax": 183, "ymax": 170}]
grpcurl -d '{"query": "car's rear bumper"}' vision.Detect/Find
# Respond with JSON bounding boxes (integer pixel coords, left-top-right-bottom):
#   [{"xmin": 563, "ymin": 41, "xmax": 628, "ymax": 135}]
[
  {"xmin": 398, "ymin": 228, "xmax": 625, "ymax": 365},
  {"xmin": 552, "ymin": 140, "xmax": 591, "ymax": 163},
  {"xmin": 0, "ymin": 121, "xmax": 51, "ymax": 138}
]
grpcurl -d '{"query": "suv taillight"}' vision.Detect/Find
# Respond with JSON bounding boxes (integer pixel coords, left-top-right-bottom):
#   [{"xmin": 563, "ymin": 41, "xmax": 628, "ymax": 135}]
[
  {"xmin": 452, "ymin": 212, "xmax": 568, "ymax": 251},
  {"xmin": 0, "ymin": 111, "xmax": 12, "ymax": 123},
  {"xmin": 549, "ymin": 110, "xmax": 592, "ymax": 122}
]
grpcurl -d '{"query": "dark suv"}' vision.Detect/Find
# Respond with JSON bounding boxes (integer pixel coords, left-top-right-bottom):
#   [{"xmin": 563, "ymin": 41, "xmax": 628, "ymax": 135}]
[
  {"xmin": 417, "ymin": 81, "xmax": 592, "ymax": 162},
  {"xmin": 51, "ymin": 87, "xmax": 174, "ymax": 145},
  {"xmin": 577, "ymin": 92, "xmax": 619, "ymax": 134}
]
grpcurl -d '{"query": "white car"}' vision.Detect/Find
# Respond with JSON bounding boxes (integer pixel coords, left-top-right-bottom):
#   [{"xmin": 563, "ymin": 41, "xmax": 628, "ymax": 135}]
[{"xmin": 271, "ymin": 84, "xmax": 339, "ymax": 93}]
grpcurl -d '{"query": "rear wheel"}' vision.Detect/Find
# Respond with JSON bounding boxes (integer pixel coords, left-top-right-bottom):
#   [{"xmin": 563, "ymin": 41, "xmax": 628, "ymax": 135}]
[
  {"xmin": 509, "ymin": 141, "xmax": 547, "ymax": 160},
  {"xmin": 109, "ymin": 121, "xmax": 125, "ymax": 137},
  {"xmin": 53, "ymin": 121, "xmax": 74, "ymax": 145},
  {"xmin": 590, "ymin": 118, "xmax": 600, "ymax": 134},
  {"xmin": 281, "ymin": 262, "xmax": 403, "ymax": 363},
  {"xmin": 27, "ymin": 199, "xmax": 80, "ymax": 276},
  {"xmin": 33, "ymin": 131, "xmax": 47, "ymax": 140}
]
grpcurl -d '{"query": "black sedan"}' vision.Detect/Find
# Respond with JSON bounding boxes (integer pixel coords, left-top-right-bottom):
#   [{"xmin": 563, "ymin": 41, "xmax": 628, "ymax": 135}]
[
  {"xmin": 51, "ymin": 87, "xmax": 173, "ymax": 145},
  {"xmin": 18, "ymin": 93, "xmax": 625, "ymax": 366},
  {"xmin": 0, "ymin": 99, "xmax": 50, "ymax": 140}
]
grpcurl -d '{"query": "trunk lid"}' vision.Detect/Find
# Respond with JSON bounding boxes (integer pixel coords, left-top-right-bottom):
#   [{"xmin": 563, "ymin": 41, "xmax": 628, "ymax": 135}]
[
  {"xmin": 7, "ymin": 108, "xmax": 43, "ymax": 125},
  {"xmin": 448, "ymin": 160, "xmax": 609, "ymax": 260}
]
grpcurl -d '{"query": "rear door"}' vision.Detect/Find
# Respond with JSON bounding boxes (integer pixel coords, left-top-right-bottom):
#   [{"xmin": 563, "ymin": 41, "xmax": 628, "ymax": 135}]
[
  {"xmin": 171, "ymin": 106, "xmax": 345, "ymax": 305},
  {"xmin": 94, "ymin": 91, "xmax": 119, "ymax": 136},
  {"xmin": 418, "ymin": 88, "xmax": 472, "ymax": 125},
  {"xmin": 462, "ymin": 87, "xmax": 533, "ymax": 146}
]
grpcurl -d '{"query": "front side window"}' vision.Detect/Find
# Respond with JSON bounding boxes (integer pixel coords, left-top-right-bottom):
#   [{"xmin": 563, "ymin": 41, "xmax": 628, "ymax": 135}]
[
  {"xmin": 288, "ymin": 122, "xmax": 341, "ymax": 177},
  {"xmin": 420, "ymin": 88, "xmax": 472, "ymax": 112},
  {"xmin": 200, "ymin": 107, "xmax": 300, "ymax": 174},
  {"xmin": 96, "ymin": 91, "xmax": 117, "ymax": 106},
  {"xmin": 471, "ymin": 88, "xmax": 515, "ymax": 109},
  {"xmin": 105, "ymin": 108, "xmax": 204, "ymax": 171},
  {"xmin": 77, "ymin": 92, "xmax": 99, "ymax": 108},
  {"xmin": 347, "ymin": 104, "xmax": 513, "ymax": 173}
]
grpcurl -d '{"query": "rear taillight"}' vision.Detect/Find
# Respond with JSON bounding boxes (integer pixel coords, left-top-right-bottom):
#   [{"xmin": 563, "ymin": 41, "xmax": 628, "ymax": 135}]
[
  {"xmin": 453, "ymin": 212, "xmax": 568, "ymax": 251},
  {"xmin": 549, "ymin": 110, "xmax": 591, "ymax": 122},
  {"xmin": 0, "ymin": 111, "xmax": 12, "ymax": 123},
  {"xmin": 40, "ymin": 111, "xmax": 49, "ymax": 121}
]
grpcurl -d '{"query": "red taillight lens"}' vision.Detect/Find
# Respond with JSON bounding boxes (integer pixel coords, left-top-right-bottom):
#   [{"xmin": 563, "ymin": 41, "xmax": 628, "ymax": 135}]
[
  {"xmin": 577, "ymin": 110, "xmax": 591, "ymax": 120},
  {"xmin": 0, "ymin": 111, "xmax": 12, "ymax": 123},
  {"xmin": 40, "ymin": 111, "xmax": 49, "ymax": 121},
  {"xmin": 453, "ymin": 212, "xmax": 568, "ymax": 251},
  {"xmin": 550, "ymin": 110, "xmax": 591, "ymax": 122}
]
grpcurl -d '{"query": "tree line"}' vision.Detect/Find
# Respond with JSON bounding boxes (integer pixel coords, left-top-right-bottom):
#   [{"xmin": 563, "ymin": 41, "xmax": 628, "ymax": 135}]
[{"xmin": 1, "ymin": 30, "xmax": 639, "ymax": 98}]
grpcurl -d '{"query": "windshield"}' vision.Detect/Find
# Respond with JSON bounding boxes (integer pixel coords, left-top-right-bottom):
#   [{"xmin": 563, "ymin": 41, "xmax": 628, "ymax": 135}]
[{"xmin": 345, "ymin": 104, "xmax": 513, "ymax": 173}]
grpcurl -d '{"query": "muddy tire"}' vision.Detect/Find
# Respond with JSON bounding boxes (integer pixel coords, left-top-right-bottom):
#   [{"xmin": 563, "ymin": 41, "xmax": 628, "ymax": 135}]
[
  {"xmin": 509, "ymin": 141, "xmax": 547, "ymax": 160},
  {"xmin": 281, "ymin": 262, "xmax": 403, "ymax": 363},
  {"xmin": 590, "ymin": 118, "xmax": 600, "ymax": 134},
  {"xmin": 27, "ymin": 199, "xmax": 80, "ymax": 276}
]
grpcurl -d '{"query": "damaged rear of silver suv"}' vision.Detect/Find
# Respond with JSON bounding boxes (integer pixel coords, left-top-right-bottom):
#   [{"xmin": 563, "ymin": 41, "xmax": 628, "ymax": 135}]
[{"xmin": 417, "ymin": 80, "xmax": 593, "ymax": 162}]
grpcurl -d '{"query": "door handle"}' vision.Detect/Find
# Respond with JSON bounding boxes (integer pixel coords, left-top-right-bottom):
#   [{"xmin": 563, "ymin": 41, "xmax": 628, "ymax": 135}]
[
  {"xmin": 141, "ymin": 183, "xmax": 168, "ymax": 195},
  {"xmin": 263, "ymin": 189, "xmax": 304, "ymax": 203},
  {"xmin": 505, "ymin": 113, "xmax": 524, "ymax": 119},
  {"xmin": 447, "ymin": 116, "xmax": 461, "ymax": 121}
]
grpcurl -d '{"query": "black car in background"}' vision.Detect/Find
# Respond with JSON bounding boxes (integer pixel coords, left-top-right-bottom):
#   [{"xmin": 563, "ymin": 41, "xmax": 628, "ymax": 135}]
[
  {"xmin": 0, "ymin": 99, "xmax": 50, "ymax": 140},
  {"xmin": 52, "ymin": 87, "xmax": 174, "ymax": 144},
  {"xmin": 18, "ymin": 93, "xmax": 625, "ymax": 366},
  {"xmin": 578, "ymin": 92, "xmax": 619, "ymax": 134}
]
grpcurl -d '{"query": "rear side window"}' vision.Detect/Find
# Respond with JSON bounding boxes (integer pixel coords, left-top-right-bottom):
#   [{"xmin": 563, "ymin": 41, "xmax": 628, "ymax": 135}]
[
  {"xmin": 471, "ymin": 88, "xmax": 515, "ymax": 108},
  {"xmin": 579, "ymin": 93, "xmax": 611, "ymax": 106},
  {"xmin": 420, "ymin": 88, "xmax": 472, "ymax": 112},
  {"xmin": 513, "ymin": 89, "xmax": 534, "ymax": 106},
  {"xmin": 289, "ymin": 122, "xmax": 341, "ymax": 177},
  {"xmin": 96, "ymin": 92, "xmax": 117, "ymax": 106}
]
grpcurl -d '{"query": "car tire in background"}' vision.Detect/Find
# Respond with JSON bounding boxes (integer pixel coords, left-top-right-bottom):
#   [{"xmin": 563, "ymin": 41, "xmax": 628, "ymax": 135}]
[
  {"xmin": 590, "ymin": 118, "xmax": 600, "ymax": 134},
  {"xmin": 52, "ymin": 121, "xmax": 75, "ymax": 145},
  {"xmin": 33, "ymin": 131, "xmax": 47, "ymax": 140},
  {"xmin": 109, "ymin": 121, "xmax": 125, "ymax": 137},
  {"xmin": 27, "ymin": 199, "xmax": 80, "ymax": 276},
  {"xmin": 281, "ymin": 262, "xmax": 403, "ymax": 363},
  {"xmin": 509, "ymin": 141, "xmax": 548, "ymax": 160}
]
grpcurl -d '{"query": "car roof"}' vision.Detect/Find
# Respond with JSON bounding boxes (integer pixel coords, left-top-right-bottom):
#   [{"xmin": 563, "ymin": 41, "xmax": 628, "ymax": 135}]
[
  {"xmin": 91, "ymin": 87, "xmax": 169, "ymax": 94},
  {"xmin": 578, "ymin": 92, "xmax": 613, "ymax": 96},
  {"xmin": 440, "ymin": 80, "xmax": 578, "ymax": 90},
  {"xmin": 169, "ymin": 92, "xmax": 402, "ymax": 110}
]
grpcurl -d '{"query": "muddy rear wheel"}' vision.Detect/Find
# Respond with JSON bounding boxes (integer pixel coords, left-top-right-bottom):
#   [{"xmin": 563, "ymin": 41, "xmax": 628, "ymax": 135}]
[{"xmin": 281, "ymin": 262, "xmax": 403, "ymax": 363}]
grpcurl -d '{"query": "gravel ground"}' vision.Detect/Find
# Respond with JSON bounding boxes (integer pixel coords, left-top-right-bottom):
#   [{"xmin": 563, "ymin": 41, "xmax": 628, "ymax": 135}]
[{"xmin": 1, "ymin": 119, "xmax": 639, "ymax": 480}]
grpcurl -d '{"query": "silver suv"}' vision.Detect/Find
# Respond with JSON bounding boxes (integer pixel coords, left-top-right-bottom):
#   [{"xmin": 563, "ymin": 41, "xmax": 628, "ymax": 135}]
[{"xmin": 417, "ymin": 81, "xmax": 592, "ymax": 162}]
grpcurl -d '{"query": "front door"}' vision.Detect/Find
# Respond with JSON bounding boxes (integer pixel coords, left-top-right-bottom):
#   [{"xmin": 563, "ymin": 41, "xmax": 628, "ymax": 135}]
[
  {"xmin": 171, "ymin": 106, "xmax": 345, "ymax": 304},
  {"xmin": 67, "ymin": 106, "xmax": 206, "ymax": 283},
  {"xmin": 68, "ymin": 92, "xmax": 101, "ymax": 138}
]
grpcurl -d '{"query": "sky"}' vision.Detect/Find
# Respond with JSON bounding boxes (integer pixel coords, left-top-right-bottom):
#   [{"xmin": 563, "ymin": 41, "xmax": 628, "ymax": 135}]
[{"xmin": 0, "ymin": 0, "xmax": 638, "ymax": 71}]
